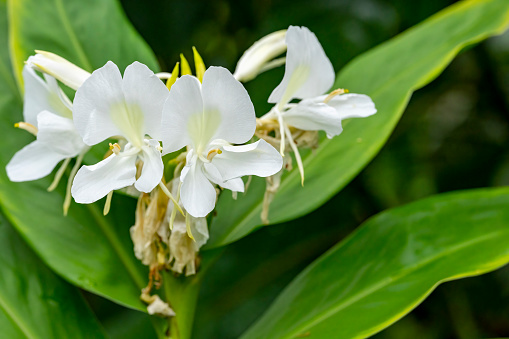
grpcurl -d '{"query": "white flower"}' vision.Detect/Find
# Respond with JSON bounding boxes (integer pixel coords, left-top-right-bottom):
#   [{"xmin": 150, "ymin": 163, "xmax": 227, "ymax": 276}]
[
  {"xmin": 6, "ymin": 66, "xmax": 87, "ymax": 182},
  {"xmin": 161, "ymin": 66, "xmax": 283, "ymax": 217},
  {"xmin": 260, "ymin": 26, "xmax": 376, "ymax": 182},
  {"xmin": 27, "ymin": 51, "xmax": 91, "ymax": 90},
  {"xmin": 233, "ymin": 30, "xmax": 287, "ymax": 82},
  {"xmin": 71, "ymin": 61, "xmax": 169, "ymax": 203}
]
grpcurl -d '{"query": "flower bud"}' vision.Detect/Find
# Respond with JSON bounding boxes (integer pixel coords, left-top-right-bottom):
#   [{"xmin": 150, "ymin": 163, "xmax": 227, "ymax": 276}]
[
  {"xmin": 27, "ymin": 51, "xmax": 91, "ymax": 90},
  {"xmin": 233, "ymin": 30, "xmax": 287, "ymax": 82}
]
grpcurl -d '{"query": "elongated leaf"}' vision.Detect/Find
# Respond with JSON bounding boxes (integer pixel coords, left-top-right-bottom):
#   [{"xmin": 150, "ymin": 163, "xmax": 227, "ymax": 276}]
[
  {"xmin": 241, "ymin": 187, "xmax": 509, "ymax": 339},
  {"xmin": 8, "ymin": 0, "xmax": 159, "ymax": 84},
  {"xmin": 0, "ymin": 212, "xmax": 107, "ymax": 339},
  {"xmin": 0, "ymin": 0, "xmax": 156, "ymax": 310},
  {"xmin": 207, "ymin": 0, "xmax": 509, "ymax": 248}
]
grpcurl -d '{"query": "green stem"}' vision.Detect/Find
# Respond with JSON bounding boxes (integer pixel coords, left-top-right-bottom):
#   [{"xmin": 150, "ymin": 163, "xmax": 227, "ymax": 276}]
[{"xmin": 162, "ymin": 249, "xmax": 224, "ymax": 339}]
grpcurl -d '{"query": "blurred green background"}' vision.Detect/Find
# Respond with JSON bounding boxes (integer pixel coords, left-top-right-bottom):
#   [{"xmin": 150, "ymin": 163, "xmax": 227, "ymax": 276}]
[{"xmin": 85, "ymin": 0, "xmax": 509, "ymax": 338}]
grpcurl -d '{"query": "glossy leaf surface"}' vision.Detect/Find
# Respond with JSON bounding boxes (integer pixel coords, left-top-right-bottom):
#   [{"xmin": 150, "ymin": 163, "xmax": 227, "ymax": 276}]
[{"xmin": 242, "ymin": 187, "xmax": 509, "ymax": 339}]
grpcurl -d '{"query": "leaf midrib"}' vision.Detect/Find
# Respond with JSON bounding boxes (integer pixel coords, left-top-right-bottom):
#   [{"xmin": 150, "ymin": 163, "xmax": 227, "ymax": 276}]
[
  {"xmin": 54, "ymin": 0, "xmax": 93, "ymax": 71},
  {"xmin": 0, "ymin": 290, "xmax": 38, "ymax": 339}
]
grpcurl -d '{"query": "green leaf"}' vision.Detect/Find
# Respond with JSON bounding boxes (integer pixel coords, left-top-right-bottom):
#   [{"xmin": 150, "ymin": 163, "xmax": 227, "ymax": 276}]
[
  {"xmin": 207, "ymin": 0, "xmax": 509, "ymax": 248},
  {"xmin": 241, "ymin": 187, "xmax": 509, "ymax": 339},
  {"xmin": 0, "ymin": 0, "xmax": 156, "ymax": 311},
  {"xmin": 0, "ymin": 212, "xmax": 107, "ymax": 339},
  {"xmin": 8, "ymin": 0, "xmax": 159, "ymax": 86}
]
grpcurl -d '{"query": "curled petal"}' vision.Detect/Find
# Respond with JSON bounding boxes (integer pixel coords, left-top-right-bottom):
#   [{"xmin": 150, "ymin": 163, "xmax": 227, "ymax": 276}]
[
  {"xmin": 211, "ymin": 139, "xmax": 283, "ymax": 181},
  {"xmin": 135, "ymin": 140, "xmax": 164, "ymax": 193},
  {"xmin": 122, "ymin": 62, "xmax": 169, "ymax": 140},
  {"xmin": 36, "ymin": 111, "xmax": 87, "ymax": 157},
  {"xmin": 284, "ymin": 101, "xmax": 342, "ymax": 138},
  {"xmin": 22, "ymin": 66, "xmax": 71, "ymax": 126},
  {"xmin": 203, "ymin": 162, "xmax": 245, "ymax": 193},
  {"xmin": 317, "ymin": 93, "xmax": 377, "ymax": 120},
  {"xmin": 27, "ymin": 51, "xmax": 91, "ymax": 91},
  {"xmin": 161, "ymin": 75, "xmax": 203, "ymax": 154},
  {"xmin": 6, "ymin": 141, "xmax": 66, "ymax": 182},
  {"xmin": 71, "ymin": 153, "xmax": 137, "ymax": 203},
  {"xmin": 233, "ymin": 30, "xmax": 287, "ymax": 82},
  {"xmin": 180, "ymin": 156, "xmax": 217, "ymax": 218},
  {"xmin": 268, "ymin": 26, "xmax": 334, "ymax": 105}
]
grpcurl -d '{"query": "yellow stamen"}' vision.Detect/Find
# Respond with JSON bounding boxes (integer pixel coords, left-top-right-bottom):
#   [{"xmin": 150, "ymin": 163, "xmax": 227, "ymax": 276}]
[
  {"xmin": 169, "ymin": 181, "xmax": 181, "ymax": 231},
  {"xmin": 63, "ymin": 152, "xmax": 85, "ymax": 216},
  {"xmin": 284, "ymin": 124, "xmax": 305, "ymax": 186},
  {"xmin": 109, "ymin": 143, "xmax": 121, "ymax": 155},
  {"xmin": 180, "ymin": 54, "xmax": 192, "ymax": 76},
  {"xmin": 166, "ymin": 62, "xmax": 180, "ymax": 91},
  {"xmin": 47, "ymin": 158, "xmax": 71, "ymax": 192},
  {"xmin": 185, "ymin": 212, "xmax": 195, "ymax": 241},
  {"xmin": 158, "ymin": 181, "xmax": 185, "ymax": 216},
  {"xmin": 323, "ymin": 88, "xmax": 348, "ymax": 104},
  {"xmin": 103, "ymin": 190, "xmax": 113, "ymax": 216},
  {"xmin": 15, "ymin": 122, "xmax": 38, "ymax": 136},
  {"xmin": 192, "ymin": 47, "xmax": 206, "ymax": 82},
  {"xmin": 206, "ymin": 148, "xmax": 222, "ymax": 161}
]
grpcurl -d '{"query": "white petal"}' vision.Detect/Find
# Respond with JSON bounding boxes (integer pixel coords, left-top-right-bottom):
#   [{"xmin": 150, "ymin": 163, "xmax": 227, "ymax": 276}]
[
  {"xmin": 233, "ymin": 30, "xmax": 287, "ymax": 82},
  {"xmin": 122, "ymin": 62, "xmax": 169, "ymax": 140},
  {"xmin": 36, "ymin": 111, "xmax": 87, "ymax": 156},
  {"xmin": 27, "ymin": 52, "xmax": 91, "ymax": 90},
  {"xmin": 22, "ymin": 66, "xmax": 71, "ymax": 126},
  {"xmin": 211, "ymin": 139, "xmax": 282, "ymax": 180},
  {"xmin": 161, "ymin": 75, "xmax": 203, "ymax": 154},
  {"xmin": 135, "ymin": 140, "xmax": 164, "ymax": 193},
  {"xmin": 180, "ymin": 156, "xmax": 217, "ymax": 218},
  {"xmin": 203, "ymin": 162, "xmax": 245, "ymax": 192},
  {"xmin": 318, "ymin": 93, "xmax": 377, "ymax": 120},
  {"xmin": 72, "ymin": 61, "xmax": 126, "ymax": 146},
  {"xmin": 268, "ymin": 26, "xmax": 334, "ymax": 105},
  {"xmin": 284, "ymin": 101, "xmax": 342, "ymax": 138},
  {"xmin": 71, "ymin": 153, "xmax": 137, "ymax": 203},
  {"xmin": 6, "ymin": 141, "xmax": 66, "ymax": 182},
  {"xmin": 202, "ymin": 67, "xmax": 256, "ymax": 146}
]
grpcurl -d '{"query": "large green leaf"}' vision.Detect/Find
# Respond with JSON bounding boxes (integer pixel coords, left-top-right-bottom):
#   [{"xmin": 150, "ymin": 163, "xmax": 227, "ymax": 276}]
[
  {"xmin": 241, "ymin": 187, "xmax": 509, "ymax": 339},
  {"xmin": 0, "ymin": 212, "xmax": 107, "ymax": 339},
  {"xmin": 0, "ymin": 0, "xmax": 158, "ymax": 311},
  {"xmin": 8, "ymin": 0, "xmax": 158, "ymax": 84},
  {"xmin": 207, "ymin": 0, "xmax": 509, "ymax": 248}
]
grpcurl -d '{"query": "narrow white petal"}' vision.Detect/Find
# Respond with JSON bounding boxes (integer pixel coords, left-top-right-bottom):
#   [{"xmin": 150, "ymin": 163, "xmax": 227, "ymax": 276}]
[
  {"xmin": 135, "ymin": 140, "xmax": 164, "ymax": 193},
  {"xmin": 161, "ymin": 75, "xmax": 203, "ymax": 154},
  {"xmin": 71, "ymin": 153, "xmax": 137, "ymax": 203},
  {"xmin": 211, "ymin": 139, "xmax": 282, "ymax": 180},
  {"xmin": 268, "ymin": 26, "xmax": 334, "ymax": 105},
  {"xmin": 72, "ymin": 61, "xmax": 125, "ymax": 146},
  {"xmin": 122, "ymin": 62, "xmax": 169, "ymax": 140},
  {"xmin": 202, "ymin": 66, "xmax": 256, "ymax": 145},
  {"xmin": 6, "ymin": 141, "xmax": 66, "ymax": 182},
  {"xmin": 27, "ymin": 52, "xmax": 91, "ymax": 90},
  {"xmin": 36, "ymin": 111, "xmax": 87, "ymax": 156},
  {"xmin": 22, "ymin": 66, "xmax": 71, "ymax": 126},
  {"xmin": 233, "ymin": 30, "xmax": 287, "ymax": 82},
  {"xmin": 318, "ymin": 93, "xmax": 377, "ymax": 120},
  {"xmin": 180, "ymin": 156, "xmax": 217, "ymax": 218},
  {"xmin": 284, "ymin": 101, "xmax": 342, "ymax": 138}
]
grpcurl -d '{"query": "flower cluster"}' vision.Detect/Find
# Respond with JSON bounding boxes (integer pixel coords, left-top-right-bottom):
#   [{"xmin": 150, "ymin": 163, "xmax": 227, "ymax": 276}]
[{"xmin": 6, "ymin": 26, "xmax": 376, "ymax": 316}]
